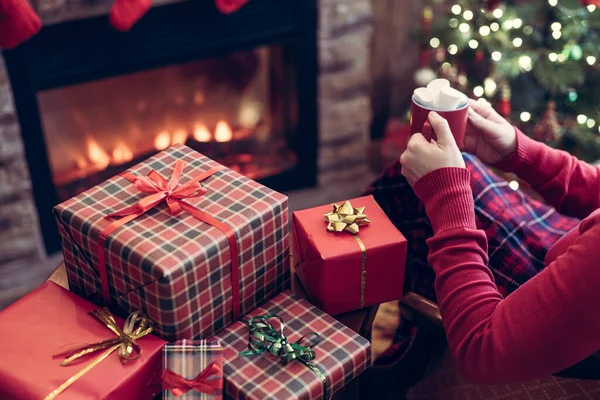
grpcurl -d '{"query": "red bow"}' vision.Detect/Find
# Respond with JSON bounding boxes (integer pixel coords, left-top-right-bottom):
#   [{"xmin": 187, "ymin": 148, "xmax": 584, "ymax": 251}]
[
  {"xmin": 96, "ymin": 159, "xmax": 241, "ymax": 323},
  {"xmin": 107, "ymin": 160, "xmax": 218, "ymax": 217},
  {"xmin": 162, "ymin": 362, "xmax": 223, "ymax": 397}
]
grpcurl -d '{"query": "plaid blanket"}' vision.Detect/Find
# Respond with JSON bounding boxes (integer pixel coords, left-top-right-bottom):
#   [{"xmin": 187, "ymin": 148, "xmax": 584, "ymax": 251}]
[{"xmin": 363, "ymin": 154, "xmax": 580, "ymax": 365}]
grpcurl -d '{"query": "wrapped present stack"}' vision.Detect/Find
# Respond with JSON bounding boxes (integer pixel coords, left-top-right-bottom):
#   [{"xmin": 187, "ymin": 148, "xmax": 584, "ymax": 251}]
[
  {"xmin": 53, "ymin": 145, "xmax": 290, "ymax": 340},
  {"xmin": 0, "ymin": 145, "xmax": 400, "ymax": 398}
]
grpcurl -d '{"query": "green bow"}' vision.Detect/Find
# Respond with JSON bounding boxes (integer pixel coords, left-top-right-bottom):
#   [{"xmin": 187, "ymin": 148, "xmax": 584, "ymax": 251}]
[{"xmin": 239, "ymin": 314, "xmax": 329, "ymax": 399}]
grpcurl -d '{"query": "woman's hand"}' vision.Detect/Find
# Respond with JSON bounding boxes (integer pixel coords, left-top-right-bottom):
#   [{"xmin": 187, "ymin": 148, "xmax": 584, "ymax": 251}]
[
  {"xmin": 400, "ymin": 112, "xmax": 465, "ymax": 186},
  {"xmin": 464, "ymin": 99, "xmax": 517, "ymax": 164}
]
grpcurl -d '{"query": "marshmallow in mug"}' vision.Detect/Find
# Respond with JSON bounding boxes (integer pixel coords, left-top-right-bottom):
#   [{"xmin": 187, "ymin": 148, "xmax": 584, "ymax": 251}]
[{"xmin": 413, "ymin": 79, "xmax": 468, "ymax": 111}]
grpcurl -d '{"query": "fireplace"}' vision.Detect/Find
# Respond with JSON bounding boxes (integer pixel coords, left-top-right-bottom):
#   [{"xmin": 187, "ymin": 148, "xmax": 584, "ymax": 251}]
[{"xmin": 4, "ymin": 0, "xmax": 318, "ymax": 254}]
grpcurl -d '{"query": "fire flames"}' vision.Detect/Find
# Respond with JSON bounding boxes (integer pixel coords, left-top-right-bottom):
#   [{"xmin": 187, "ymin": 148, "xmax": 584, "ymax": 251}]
[
  {"xmin": 193, "ymin": 124, "xmax": 211, "ymax": 142},
  {"xmin": 86, "ymin": 138, "xmax": 111, "ymax": 171},
  {"xmin": 214, "ymin": 121, "xmax": 233, "ymax": 142}
]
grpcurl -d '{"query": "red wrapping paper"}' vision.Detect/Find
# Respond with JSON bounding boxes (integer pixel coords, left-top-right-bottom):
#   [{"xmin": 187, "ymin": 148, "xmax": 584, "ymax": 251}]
[
  {"xmin": 292, "ymin": 195, "xmax": 407, "ymax": 315},
  {"xmin": 0, "ymin": 281, "xmax": 165, "ymax": 399}
]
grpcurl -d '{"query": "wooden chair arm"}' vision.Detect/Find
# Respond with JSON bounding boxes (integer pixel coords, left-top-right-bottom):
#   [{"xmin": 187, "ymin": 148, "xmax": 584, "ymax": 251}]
[{"xmin": 399, "ymin": 292, "xmax": 443, "ymax": 330}]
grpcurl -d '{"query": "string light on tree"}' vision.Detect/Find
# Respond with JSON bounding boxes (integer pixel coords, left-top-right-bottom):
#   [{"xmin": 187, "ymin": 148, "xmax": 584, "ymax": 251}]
[
  {"xmin": 451, "ymin": 4, "xmax": 461, "ymax": 15},
  {"xmin": 513, "ymin": 37, "xmax": 523, "ymax": 47},
  {"xmin": 459, "ymin": 23, "xmax": 470, "ymax": 33},
  {"xmin": 449, "ymin": 18, "xmax": 459, "ymax": 28},
  {"xmin": 520, "ymin": 112, "xmax": 532, "ymax": 122},
  {"xmin": 548, "ymin": 0, "xmax": 557, "ymax": 6},
  {"xmin": 577, "ymin": 114, "xmax": 588, "ymax": 124},
  {"xmin": 551, "ymin": 22, "xmax": 562, "ymax": 31},
  {"xmin": 479, "ymin": 26, "xmax": 491, "ymax": 36},
  {"xmin": 513, "ymin": 18, "xmax": 523, "ymax": 29},
  {"xmin": 492, "ymin": 51, "xmax": 502, "ymax": 61},
  {"xmin": 557, "ymin": 53, "xmax": 566, "ymax": 62},
  {"xmin": 448, "ymin": 44, "xmax": 458, "ymax": 55},
  {"xmin": 587, "ymin": 119, "xmax": 596, "ymax": 128},
  {"xmin": 430, "ymin": 37, "xmax": 440, "ymax": 48},
  {"xmin": 587, "ymin": 5, "xmax": 596, "ymax": 12},
  {"xmin": 549, "ymin": 52, "xmax": 558, "ymax": 62},
  {"xmin": 473, "ymin": 86, "xmax": 484, "ymax": 97},
  {"xmin": 484, "ymin": 78, "xmax": 497, "ymax": 96},
  {"xmin": 493, "ymin": 8, "xmax": 503, "ymax": 18},
  {"xmin": 570, "ymin": 44, "xmax": 583, "ymax": 61},
  {"xmin": 519, "ymin": 55, "xmax": 532, "ymax": 71},
  {"xmin": 491, "ymin": 22, "xmax": 500, "ymax": 31},
  {"xmin": 553, "ymin": 30, "xmax": 562, "ymax": 39},
  {"xmin": 503, "ymin": 20, "xmax": 514, "ymax": 29},
  {"xmin": 463, "ymin": 10, "xmax": 474, "ymax": 20},
  {"xmin": 587, "ymin": 56, "xmax": 596, "ymax": 65},
  {"xmin": 469, "ymin": 39, "xmax": 479, "ymax": 49},
  {"xmin": 523, "ymin": 26, "xmax": 533, "ymax": 35}
]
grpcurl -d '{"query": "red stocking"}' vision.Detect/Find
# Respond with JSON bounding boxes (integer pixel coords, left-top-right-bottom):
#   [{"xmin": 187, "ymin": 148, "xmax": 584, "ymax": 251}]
[
  {"xmin": 215, "ymin": 0, "xmax": 249, "ymax": 14},
  {"xmin": 109, "ymin": 0, "xmax": 152, "ymax": 32},
  {"xmin": 0, "ymin": 0, "xmax": 42, "ymax": 49}
]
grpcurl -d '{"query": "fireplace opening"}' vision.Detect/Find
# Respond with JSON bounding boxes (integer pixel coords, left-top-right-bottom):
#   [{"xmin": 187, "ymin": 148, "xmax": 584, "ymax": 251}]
[
  {"xmin": 37, "ymin": 45, "xmax": 299, "ymax": 202},
  {"xmin": 4, "ymin": 0, "xmax": 317, "ymax": 254}
]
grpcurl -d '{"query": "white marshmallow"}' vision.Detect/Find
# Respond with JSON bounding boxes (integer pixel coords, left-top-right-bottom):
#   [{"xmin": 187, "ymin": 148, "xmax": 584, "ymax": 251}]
[
  {"xmin": 426, "ymin": 79, "xmax": 451, "ymax": 104},
  {"xmin": 413, "ymin": 87, "xmax": 435, "ymax": 108},
  {"xmin": 436, "ymin": 86, "xmax": 464, "ymax": 110}
]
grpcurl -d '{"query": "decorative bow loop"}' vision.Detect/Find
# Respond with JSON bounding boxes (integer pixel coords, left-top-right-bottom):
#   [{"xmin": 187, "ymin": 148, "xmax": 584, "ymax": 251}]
[
  {"xmin": 54, "ymin": 308, "xmax": 153, "ymax": 366},
  {"xmin": 45, "ymin": 309, "xmax": 154, "ymax": 400},
  {"xmin": 239, "ymin": 314, "xmax": 328, "ymax": 399},
  {"xmin": 324, "ymin": 201, "xmax": 370, "ymax": 235},
  {"xmin": 239, "ymin": 314, "xmax": 319, "ymax": 365},
  {"xmin": 162, "ymin": 363, "xmax": 223, "ymax": 397},
  {"xmin": 107, "ymin": 160, "xmax": 210, "ymax": 217}
]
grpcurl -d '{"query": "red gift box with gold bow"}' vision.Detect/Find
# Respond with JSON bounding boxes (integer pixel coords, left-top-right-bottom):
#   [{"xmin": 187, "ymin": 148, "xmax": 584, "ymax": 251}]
[
  {"xmin": 54, "ymin": 145, "xmax": 290, "ymax": 341},
  {"xmin": 292, "ymin": 195, "xmax": 407, "ymax": 315},
  {"xmin": 0, "ymin": 281, "xmax": 165, "ymax": 399}
]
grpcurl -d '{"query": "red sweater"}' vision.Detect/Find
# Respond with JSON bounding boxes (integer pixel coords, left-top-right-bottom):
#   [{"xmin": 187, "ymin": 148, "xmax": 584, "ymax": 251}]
[{"xmin": 413, "ymin": 129, "xmax": 600, "ymax": 384}]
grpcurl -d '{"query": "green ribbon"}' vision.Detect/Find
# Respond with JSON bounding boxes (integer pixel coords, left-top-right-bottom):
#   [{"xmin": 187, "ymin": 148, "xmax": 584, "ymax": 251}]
[{"xmin": 239, "ymin": 314, "xmax": 329, "ymax": 399}]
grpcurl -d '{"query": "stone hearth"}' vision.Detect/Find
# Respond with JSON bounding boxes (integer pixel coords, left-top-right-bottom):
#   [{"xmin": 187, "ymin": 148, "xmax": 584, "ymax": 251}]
[{"xmin": 0, "ymin": 0, "xmax": 373, "ymax": 307}]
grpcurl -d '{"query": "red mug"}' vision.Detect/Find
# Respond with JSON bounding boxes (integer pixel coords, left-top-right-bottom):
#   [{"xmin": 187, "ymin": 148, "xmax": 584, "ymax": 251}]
[{"xmin": 409, "ymin": 95, "xmax": 469, "ymax": 149}]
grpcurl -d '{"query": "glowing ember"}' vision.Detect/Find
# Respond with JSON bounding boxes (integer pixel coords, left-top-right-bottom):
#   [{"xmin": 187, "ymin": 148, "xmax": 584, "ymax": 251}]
[
  {"xmin": 193, "ymin": 124, "xmax": 211, "ymax": 142},
  {"xmin": 214, "ymin": 121, "xmax": 233, "ymax": 142},
  {"xmin": 75, "ymin": 156, "xmax": 87, "ymax": 170},
  {"xmin": 112, "ymin": 142, "xmax": 133, "ymax": 165},
  {"xmin": 86, "ymin": 137, "xmax": 110, "ymax": 170},
  {"xmin": 155, "ymin": 131, "xmax": 171, "ymax": 150},
  {"xmin": 172, "ymin": 129, "xmax": 188, "ymax": 145}
]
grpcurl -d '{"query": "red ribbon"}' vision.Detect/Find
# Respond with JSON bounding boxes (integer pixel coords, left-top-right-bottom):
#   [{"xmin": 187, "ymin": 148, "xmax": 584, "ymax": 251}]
[
  {"xmin": 162, "ymin": 362, "xmax": 223, "ymax": 397},
  {"xmin": 96, "ymin": 160, "xmax": 241, "ymax": 321}
]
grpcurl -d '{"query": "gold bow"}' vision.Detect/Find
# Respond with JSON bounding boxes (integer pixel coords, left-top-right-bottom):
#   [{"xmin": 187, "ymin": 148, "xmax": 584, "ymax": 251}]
[
  {"xmin": 324, "ymin": 201, "xmax": 370, "ymax": 307},
  {"xmin": 45, "ymin": 308, "xmax": 153, "ymax": 400},
  {"xmin": 324, "ymin": 201, "xmax": 370, "ymax": 235}
]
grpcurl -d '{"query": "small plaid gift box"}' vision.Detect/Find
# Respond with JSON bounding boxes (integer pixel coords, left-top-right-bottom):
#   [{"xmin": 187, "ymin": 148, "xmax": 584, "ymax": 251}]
[
  {"xmin": 163, "ymin": 340, "xmax": 223, "ymax": 399},
  {"xmin": 54, "ymin": 144, "xmax": 290, "ymax": 341},
  {"xmin": 215, "ymin": 291, "xmax": 371, "ymax": 400}
]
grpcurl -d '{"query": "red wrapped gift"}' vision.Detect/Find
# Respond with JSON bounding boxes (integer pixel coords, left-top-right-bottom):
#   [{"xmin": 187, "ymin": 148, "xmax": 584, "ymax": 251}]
[
  {"xmin": 54, "ymin": 145, "xmax": 290, "ymax": 341},
  {"xmin": 292, "ymin": 195, "xmax": 407, "ymax": 315},
  {"xmin": 215, "ymin": 291, "xmax": 371, "ymax": 400},
  {"xmin": 0, "ymin": 281, "xmax": 165, "ymax": 399}
]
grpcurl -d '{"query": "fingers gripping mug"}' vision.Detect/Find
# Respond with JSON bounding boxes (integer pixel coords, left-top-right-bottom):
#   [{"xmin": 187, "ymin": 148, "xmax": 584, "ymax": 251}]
[{"xmin": 409, "ymin": 96, "xmax": 469, "ymax": 150}]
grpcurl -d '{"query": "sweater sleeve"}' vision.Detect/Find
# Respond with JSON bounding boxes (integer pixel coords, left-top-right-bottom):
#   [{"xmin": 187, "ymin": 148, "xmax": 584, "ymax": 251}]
[
  {"xmin": 494, "ymin": 128, "xmax": 600, "ymax": 219},
  {"xmin": 414, "ymin": 167, "xmax": 600, "ymax": 385}
]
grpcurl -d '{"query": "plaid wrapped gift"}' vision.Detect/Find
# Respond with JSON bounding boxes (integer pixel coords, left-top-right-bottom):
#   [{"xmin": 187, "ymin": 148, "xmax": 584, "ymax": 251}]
[
  {"xmin": 215, "ymin": 291, "xmax": 371, "ymax": 400},
  {"xmin": 163, "ymin": 340, "xmax": 223, "ymax": 399},
  {"xmin": 54, "ymin": 144, "xmax": 290, "ymax": 341}
]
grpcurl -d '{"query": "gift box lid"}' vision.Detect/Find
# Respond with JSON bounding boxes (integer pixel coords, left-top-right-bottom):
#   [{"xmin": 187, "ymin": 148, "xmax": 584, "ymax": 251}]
[
  {"xmin": 53, "ymin": 144, "xmax": 288, "ymax": 298},
  {"xmin": 216, "ymin": 291, "xmax": 371, "ymax": 400},
  {"xmin": 0, "ymin": 281, "xmax": 165, "ymax": 399},
  {"xmin": 292, "ymin": 195, "xmax": 406, "ymax": 264}
]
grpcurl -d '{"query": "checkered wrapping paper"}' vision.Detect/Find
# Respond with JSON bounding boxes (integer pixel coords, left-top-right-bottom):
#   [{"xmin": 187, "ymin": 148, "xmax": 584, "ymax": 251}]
[
  {"xmin": 215, "ymin": 291, "xmax": 371, "ymax": 400},
  {"xmin": 163, "ymin": 339, "xmax": 223, "ymax": 400},
  {"xmin": 54, "ymin": 144, "xmax": 290, "ymax": 341}
]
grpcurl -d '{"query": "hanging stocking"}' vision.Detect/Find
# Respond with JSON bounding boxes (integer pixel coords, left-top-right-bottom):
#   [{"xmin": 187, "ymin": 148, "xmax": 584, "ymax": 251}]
[
  {"xmin": 109, "ymin": 0, "xmax": 152, "ymax": 32},
  {"xmin": 0, "ymin": 0, "xmax": 42, "ymax": 49},
  {"xmin": 215, "ymin": 0, "xmax": 249, "ymax": 14}
]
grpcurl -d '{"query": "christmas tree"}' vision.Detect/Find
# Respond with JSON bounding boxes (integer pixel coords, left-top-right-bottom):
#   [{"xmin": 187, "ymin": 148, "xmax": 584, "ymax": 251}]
[{"xmin": 416, "ymin": 0, "xmax": 600, "ymax": 161}]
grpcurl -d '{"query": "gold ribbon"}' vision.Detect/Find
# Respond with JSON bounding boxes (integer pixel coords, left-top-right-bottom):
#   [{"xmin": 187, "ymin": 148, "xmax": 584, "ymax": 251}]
[
  {"xmin": 324, "ymin": 201, "xmax": 370, "ymax": 307},
  {"xmin": 44, "ymin": 308, "xmax": 154, "ymax": 400}
]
